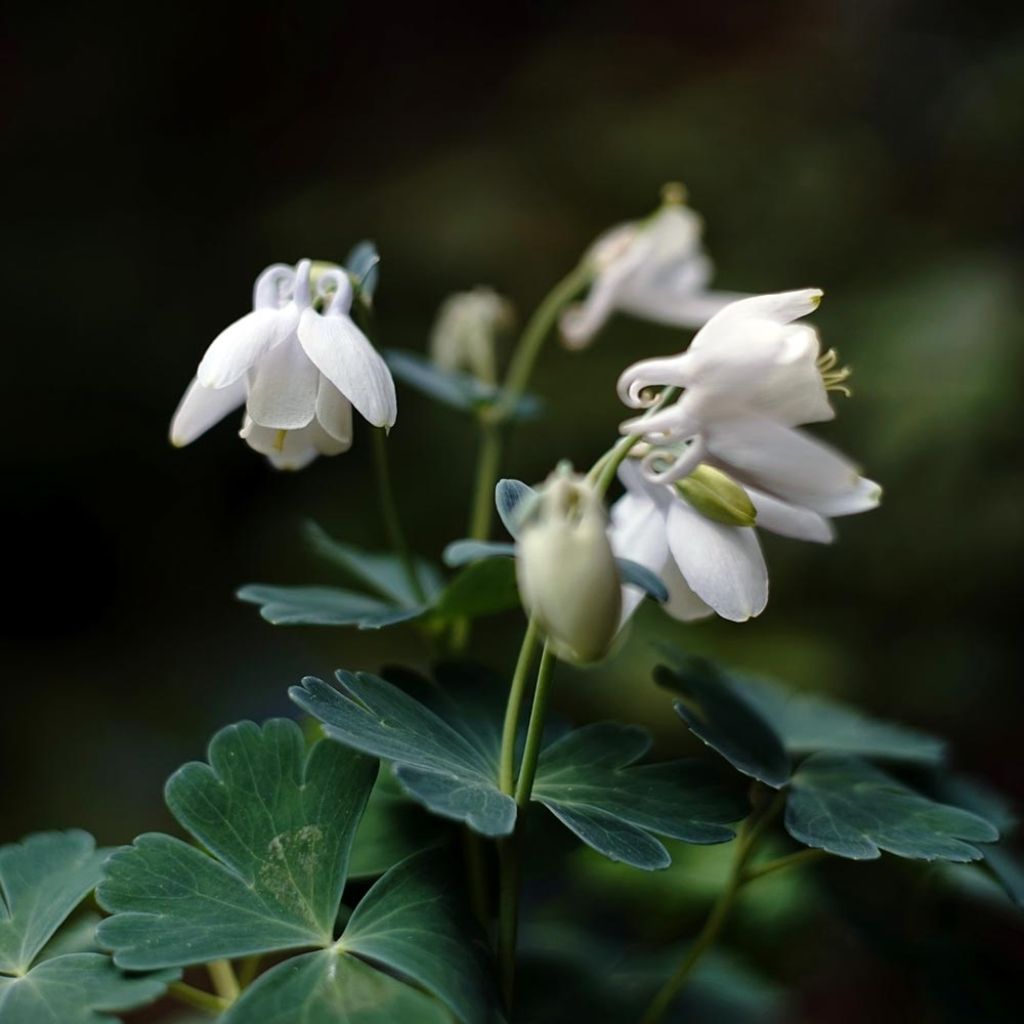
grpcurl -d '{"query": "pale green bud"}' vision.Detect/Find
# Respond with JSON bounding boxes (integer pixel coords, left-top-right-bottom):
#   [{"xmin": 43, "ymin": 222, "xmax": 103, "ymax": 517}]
[
  {"xmin": 516, "ymin": 467, "xmax": 622, "ymax": 664},
  {"xmin": 429, "ymin": 287, "xmax": 514, "ymax": 387},
  {"xmin": 675, "ymin": 465, "xmax": 757, "ymax": 527}
]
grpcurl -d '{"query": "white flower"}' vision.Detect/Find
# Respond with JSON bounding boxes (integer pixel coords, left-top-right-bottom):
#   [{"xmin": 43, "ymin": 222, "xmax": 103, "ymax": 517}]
[
  {"xmin": 559, "ymin": 190, "xmax": 745, "ymax": 350},
  {"xmin": 516, "ymin": 467, "xmax": 622, "ymax": 663},
  {"xmin": 170, "ymin": 259, "xmax": 396, "ymax": 470},
  {"xmin": 429, "ymin": 286, "xmax": 514, "ymax": 386},
  {"xmin": 617, "ymin": 290, "xmax": 840, "ymax": 477}
]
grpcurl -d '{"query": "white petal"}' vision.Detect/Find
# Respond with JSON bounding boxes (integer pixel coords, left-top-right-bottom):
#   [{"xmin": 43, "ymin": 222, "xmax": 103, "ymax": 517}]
[
  {"xmin": 253, "ymin": 264, "xmax": 295, "ymax": 309},
  {"xmin": 661, "ymin": 557, "xmax": 714, "ymax": 621},
  {"xmin": 297, "ymin": 308, "xmax": 397, "ymax": 428},
  {"xmin": 746, "ymin": 486, "xmax": 835, "ymax": 543},
  {"xmin": 315, "ymin": 378, "xmax": 354, "ymax": 446},
  {"xmin": 609, "ymin": 490, "xmax": 670, "ymax": 625},
  {"xmin": 240, "ymin": 417, "xmax": 350, "ymax": 470},
  {"xmin": 707, "ymin": 417, "xmax": 873, "ymax": 515},
  {"xmin": 169, "ymin": 377, "xmax": 246, "ymax": 447},
  {"xmin": 666, "ymin": 498, "xmax": 768, "ymax": 622},
  {"xmin": 197, "ymin": 307, "xmax": 299, "ymax": 389},
  {"xmin": 246, "ymin": 337, "xmax": 319, "ymax": 429},
  {"xmin": 691, "ymin": 289, "xmax": 823, "ymax": 348},
  {"xmin": 618, "ymin": 285, "xmax": 745, "ymax": 330}
]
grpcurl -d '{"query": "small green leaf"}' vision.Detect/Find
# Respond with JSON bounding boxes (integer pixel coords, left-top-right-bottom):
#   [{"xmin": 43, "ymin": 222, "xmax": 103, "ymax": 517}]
[
  {"xmin": 785, "ymin": 754, "xmax": 1000, "ymax": 861},
  {"xmin": 616, "ymin": 558, "xmax": 669, "ymax": 603},
  {"xmin": 431, "ymin": 558, "xmax": 520, "ymax": 619},
  {"xmin": 305, "ymin": 522, "xmax": 443, "ymax": 607},
  {"xmin": 655, "ymin": 656, "xmax": 791, "ymax": 789},
  {"xmin": 495, "ymin": 479, "xmax": 536, "ymax": 538},
  {"xmin": 442, "ymin": 539, "xmax": 516, "ymax": 567},
  {"xmin": 290, "ymin": 673, "xmax": 516, "ymax": 837},
  {"xmin": 0, "ymin": 954, "xmax": 175, "ymax": 1024},
  {"xmin": 237, "ymin": 584, "xmax": 423, "ymax": 628},
  {"xmin": 385, "ymin": 350, "xmax": 541, "ymax": 420},
  {"xmin": 732, "ymin": 675, "xmax": 945, "ymax": 764},
  {"xmin": 98, "ymin": 720, "xmax": 378, "ymax": 966},
  {"xmin": 0, "ymin": 831, "xmax": 174, "ymax": 1024},
  {"xmin": 533, "ymin": 724, "xmax": 747, "ymax": 870}
]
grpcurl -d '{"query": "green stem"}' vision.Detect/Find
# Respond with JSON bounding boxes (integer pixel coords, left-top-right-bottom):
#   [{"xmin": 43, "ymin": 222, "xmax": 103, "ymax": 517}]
[
  {"xmin": 638, "ymin": 792, "xmax": 797, "ymax": 1024},
  {"xmin": 498, "ymin": 620, "xmax": 541, "ymax": 794},
  {"xmin": 371, "ymin": 426, "xmax": 426, "ymax": 604},
  {"xmin": 586, "ymin": 386, "xmax": 681, "ymax": 498},
  {"xmin": 742, "ymin": 846, "xmax": 828, "ymax": 883},
  {"xmin": 167, "ymin": 981, "xmax": 229, "ymax": 1015},
  {"xmin": 467, "ymin": 419, "xmax": 504, "ymax": 541},
  {"xmin": 514, "ymin": 644, "xmax": 558, "ymax": 807},
  {"xmin": 236, "ymin": 955, "xmax": 262, "ymax": 990},
  {"xmin": 207, "ymin": 959, "xmax": 240, "ymax": 1003},
  {"xmin": 495, "ymin": 262, "xmax": 593, "ymax": 419}
]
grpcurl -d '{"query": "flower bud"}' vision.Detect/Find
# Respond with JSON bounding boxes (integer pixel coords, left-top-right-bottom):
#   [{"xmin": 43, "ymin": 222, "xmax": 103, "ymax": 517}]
[
  {"xmin": 429, "ymin": 287, "xmax": 514, "ymax": 387},
  {"xmin": 516, "ymin": 467, "xmax": 622, "ymax": 663},
  {"xmin": 674, "ymin": 464, "xmax": 757, "ymax": 527}
]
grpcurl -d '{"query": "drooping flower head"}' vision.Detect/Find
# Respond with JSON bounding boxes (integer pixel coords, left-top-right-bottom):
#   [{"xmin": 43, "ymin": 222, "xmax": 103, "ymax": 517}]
[
  {"xmin": 559, "ymin": 183, "xmax": 745, "ymax": 349},
  {"xmin": 429, "ymin": 286, "xmax": 514, "ymax": 387},
  {"xmin": 170, "ymin": 258, "xmax": 396, "ymax": 470},
  {"xmin": 515, "ymin": 465, "xmax": 622, "ymax": 663},
  {"xmin": 611, "ymin": 290, "xmax": 878, "ymax": 623}
]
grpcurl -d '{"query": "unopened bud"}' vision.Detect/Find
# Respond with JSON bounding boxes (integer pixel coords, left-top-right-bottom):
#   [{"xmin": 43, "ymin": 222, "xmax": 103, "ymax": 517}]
[
  {"xmin": 675, "ymin": 465, "xmax": 757, "ymax": 527},
  {"xmin": 516, "ymin": 467, "xmax": 622, "ymax": 663},
  {"xmin": 429, "ymin": 287, "xmax": 514, "ymax": 387}
]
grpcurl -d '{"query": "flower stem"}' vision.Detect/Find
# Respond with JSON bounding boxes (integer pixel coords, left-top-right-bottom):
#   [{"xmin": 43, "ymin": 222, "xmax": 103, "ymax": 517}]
[
  {"xmin": 207, "ymin": 959, "xmax": 240, "ymax": 1003},
  {"xmin": 498, "ymin": 619, "xmax": 541, "ymax": 794},
  {"xmin": 639, "ymin": 791, "xmax": 818, "ymax": 1024},
  {"xmin": 513, "ymin": 643, "xmax": 558, "ymax": 807},
  {"xmin": 495, "ymin": 262, "xmax": 593, "ymax": 420},
  {"xmin": 371, "ymin": 426, "xmax": 426, "ymax": 605},
  {"xmin": 167, "ymin": 981, "xmax": 229, "ymax": 1015},
  {"xmin": 467, "ymin": 419, "xmax": 504, "ymax": 541}
]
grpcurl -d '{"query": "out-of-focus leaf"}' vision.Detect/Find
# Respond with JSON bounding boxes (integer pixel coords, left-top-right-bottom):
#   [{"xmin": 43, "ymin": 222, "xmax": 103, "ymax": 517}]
[
  {"xmin": 616, "ymin": 559, "xmax": 668, "ymax": 603},
  {"xmin": 785, "ymin": 753, "xmax": 999, "ymax": 861},
  {"xmin": 532, "ymin": 723, "xmax": 747, "ymax": 870},
  {"xmin": 305, "ymin": 521, "xmax": 444, "ymax": 606},
  {"xmin": 385, "ymin": 349, "xmax": 541, "ymax": 420},
  {"xmin": 432, "ymin": 558, "xmax": 519, "ymax": 619},
  {"xmin": 0, "ymin": 831, "xmax": 174, "ymax": 1023},
  {"xmin": 655, "ymin": 655, "xmax": 791, "ymax": 789},
  {"xmin": 443, "ymin": 539, "xmax": 516, "ymax": 567},
  {"xmin": 236, "ymin": 584, "xmax": 424, "ymax": 628},
  {"xmin": 732, "ymin": 675, "xmax": 945, "ymax": 764},
  {"xmin": 345, "ymin": 239, "xmax": 380, "ymax": 302}
]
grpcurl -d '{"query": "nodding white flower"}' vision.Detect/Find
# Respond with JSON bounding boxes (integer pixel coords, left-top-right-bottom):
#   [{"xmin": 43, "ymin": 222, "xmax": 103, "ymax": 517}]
[
  {"xmin": 617, "ymin": 290, "xmax": 846, "ymax": 472},
  {"xmin": 429, "ymin": 286, "xmax": 514, "ymax": 386},
  {"xmin": 170, "ymin": 259, "xmax": 396, "ymax": 470},
  {"xmin": 516, "ymin": 467, "xmax": 622, "ymax": 663},
  {"xmin": 559, "ymin": 186, "xmax": 745, "ymax": 350}
]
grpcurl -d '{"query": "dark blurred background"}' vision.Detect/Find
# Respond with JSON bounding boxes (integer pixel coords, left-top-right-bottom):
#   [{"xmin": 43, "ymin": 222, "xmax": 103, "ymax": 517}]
[{"xmin": 4, "ymin": 1, "xmax": 1023, "ymax": 1020}]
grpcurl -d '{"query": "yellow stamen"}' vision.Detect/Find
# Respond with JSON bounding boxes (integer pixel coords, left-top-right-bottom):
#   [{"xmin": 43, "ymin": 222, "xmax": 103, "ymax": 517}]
[
  {"xmin": 273, "ymin": 429, "xmax": 287, "ymax": 452},
  {"xmin": 817, "ymin": 348, "xmax": 853, "ymax": 397}
]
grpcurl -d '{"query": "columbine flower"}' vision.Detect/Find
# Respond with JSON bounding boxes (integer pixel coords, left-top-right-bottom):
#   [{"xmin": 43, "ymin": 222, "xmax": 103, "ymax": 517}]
[
  {"xmin": 516, "ymin": 466, "xmax": 622, "ymax": 663},
  {"xmin": 170, "ymin": 259, "xmax": 396, "ymax": 470},
  {"xmin": 429, "ymin": 286, "xmax": 514, "ymax": 386},
  {"xmin": 610, "ymin": 287, "xmax": 879, "ymax": 622},
  {"xmin": 559, "ymin": 184, "xmax": 744, "ymax": 350}
]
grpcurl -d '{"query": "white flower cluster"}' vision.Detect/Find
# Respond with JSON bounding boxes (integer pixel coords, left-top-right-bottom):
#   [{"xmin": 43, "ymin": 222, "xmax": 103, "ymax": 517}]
[{"xmin": 171, "ymin": 259, "xmax": 395, "ymax": 470}]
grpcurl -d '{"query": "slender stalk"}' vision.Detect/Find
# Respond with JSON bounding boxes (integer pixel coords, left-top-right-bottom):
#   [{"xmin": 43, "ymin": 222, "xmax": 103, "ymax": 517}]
[
  {"xmin": 371, "ymin": 426, "xmax": 426, "ymax": 604},
  {"xmin": 236, "ymin": 955, "xmax": 262, "ymax": 990},
  {"xmin": 498, "ymin": 620, "xmax": 541, "ymax": 794},
  {"xmin": 639, "ymin": 792, "xmax": 813, "ymax": 1024},
  {"xmin": 206, "ymin": 959, "xmax": 240, "ymax": 1003},
  {"xmin": 514, "ymin": 644, "xmax": 558, "ymax": 807},
  {"xmin": 467, "ymin": 419, "xmax": 505, "ymax": 541},
  {"xmin": 742, "ymin": 846, "xmax": 828, "ymax": 883},
  {"xmin": 496, "ymin": 262, "xmax": 593, "ymax": 419},
  {"xmin": 167, "ymin": 981, "xmax": 229, "ymax": 1015}
]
